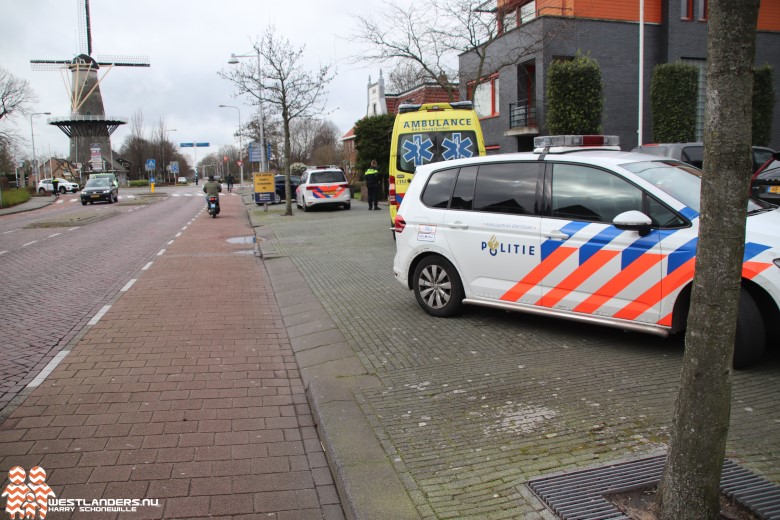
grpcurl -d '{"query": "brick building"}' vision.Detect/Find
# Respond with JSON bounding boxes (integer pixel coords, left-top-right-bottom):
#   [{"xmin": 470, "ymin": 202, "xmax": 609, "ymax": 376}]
[
  {"xmin": 341, "ymin": 71, "xmax": 461, "ymax": 174},
  {"xmin": 459, "ymin": 0, "xmax": 780, "ymax": 153}
]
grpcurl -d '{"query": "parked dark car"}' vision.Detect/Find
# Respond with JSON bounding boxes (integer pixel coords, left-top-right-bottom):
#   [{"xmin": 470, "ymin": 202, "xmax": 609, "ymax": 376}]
[
  {"xmin": 80, "ymin": 177, "xmax": 118, "ymax": 205},
  {"xmin": 751, "ymin": 152, "xmax": 780, "ymax": 205},
  {"xmin": 273, "ymin": 175, "xmax": 301, "ymax": 204},
  {"xmin": 633, "ymin": 143, "xmax": 775, "ymax": 172}
]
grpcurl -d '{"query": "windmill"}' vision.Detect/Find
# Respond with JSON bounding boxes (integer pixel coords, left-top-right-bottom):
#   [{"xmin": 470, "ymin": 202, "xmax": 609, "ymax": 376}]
[{"xmin": 30, "ymin": 0, "xmax": 150, "ymax": 179}]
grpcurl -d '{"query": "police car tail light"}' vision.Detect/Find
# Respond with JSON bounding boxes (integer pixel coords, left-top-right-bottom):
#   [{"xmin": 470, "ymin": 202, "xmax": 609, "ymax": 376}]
[
  {"xmin": 395, "ymin": 215, "xmax": 406, "ymax": 233},
  {"xmin": 533, "ymin": 135, "xmax": 620, "ymax": 148}
]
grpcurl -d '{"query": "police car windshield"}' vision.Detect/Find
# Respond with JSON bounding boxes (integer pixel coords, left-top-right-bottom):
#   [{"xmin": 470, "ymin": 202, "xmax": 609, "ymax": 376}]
[{"xmin": 622, "ymin": 160, "xmax": 768, "ymax": 214}]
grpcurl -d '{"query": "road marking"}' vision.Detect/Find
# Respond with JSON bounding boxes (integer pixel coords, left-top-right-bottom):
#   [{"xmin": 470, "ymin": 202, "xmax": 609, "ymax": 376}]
[
  {"xmin": 157, "ymin": 249, "xmax": 166, "ymax": 256},
  {"xmin": 0, "ymin": 251, "xmax": 7, "ymax": 256},
  {"xmin": 55, "ymin": 199, "xmax": 64, "ymax": 204},
  {"xmin": 48, "ymin": 233, "xmax": 62, "ymax": 238},
  {"xmin": 175, "ymin": 232, "xmax": 182, "ymax": 238},
  {"xmin": 88, "ymin": 305, "xmax": 111, "ymax": 325},
  {"xmin": 22, "ymin": 240, "xmax": 38, "ymax": 247},
  {"xmin": 121, "ymin": 279, "xmax": 137, "ymax": 292},
  {"xmin": 1, "ymin": 228, "xmax": 21, "ymax": 235},
  {"xmin": 68, "ymin": 227, "xmax": 79, "ymax": 232},
  {"xmin": 167, "ymin": 240, "xmax": 174, "ymax": 245},
  {"xmin": 26, "ymin": 350, "xmax": 70, "ymax": 388},
  {"xmin": 142, "ymin": 262, "xmax": 153, "ymax": 270}
]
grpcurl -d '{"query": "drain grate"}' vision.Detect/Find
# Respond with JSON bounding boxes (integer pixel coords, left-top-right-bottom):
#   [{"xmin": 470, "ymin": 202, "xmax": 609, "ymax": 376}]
[{"xmin": 528, "ymin": 455, "xmax": 780, "ymax": 519}]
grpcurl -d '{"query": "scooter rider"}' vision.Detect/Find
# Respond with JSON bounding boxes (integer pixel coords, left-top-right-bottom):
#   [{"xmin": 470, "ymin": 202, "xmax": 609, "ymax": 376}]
[{"xmin": 203, "ymin": 175, "xmax": 222, "ymax": 205}]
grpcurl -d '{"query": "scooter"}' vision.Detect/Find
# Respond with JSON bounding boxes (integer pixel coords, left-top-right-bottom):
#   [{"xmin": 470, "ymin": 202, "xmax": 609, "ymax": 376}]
[{"xmin": 207, "ymin": 196, "xmax": 220, "ymax": 218}]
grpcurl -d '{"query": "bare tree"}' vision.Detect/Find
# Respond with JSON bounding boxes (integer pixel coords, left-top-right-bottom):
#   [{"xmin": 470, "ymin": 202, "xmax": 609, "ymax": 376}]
[
  {"xmin": 386, "ymin": 63, "xmax": 427, "ymax": 93},
  {"xmin": 289, "ymin": 118, "xmax": 317, "ymax": 165},
  {"xmin": 220, "ymin": 26, "xmax": 333, "ymax": 216},
  {"xmin": 657, "ymin": 1, "xmax": 761, "ymax": 518},
  {"xmin": 0, "ymin": 67, "xmax": 37, "ymax": 148},
  {"xmin": 351, "ymin": 1, "xmax": 458, "ymax": 100},
  {"xmin": 119, "ymin": 110, "xmax": 150, "ymax": 180},
  {"xmin": 351, "ymin": 0, "xmax": 562, "ymax": 101}
]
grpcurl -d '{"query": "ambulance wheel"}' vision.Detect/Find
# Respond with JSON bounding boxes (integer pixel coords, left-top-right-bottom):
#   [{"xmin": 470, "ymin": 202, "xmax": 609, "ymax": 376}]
[
  {"xmin": 413, "ymin": 255, "xmax": 464, "ymax": 317},
  {"xmin": 733, "ymin": 289, "xmax": 765, "ymax": 369}
]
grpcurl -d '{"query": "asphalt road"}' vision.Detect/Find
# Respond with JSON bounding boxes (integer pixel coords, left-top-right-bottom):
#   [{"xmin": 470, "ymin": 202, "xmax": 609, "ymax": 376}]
[{"xmin": 0, "ymin": 187, "xmax": 205, "ymax": 417}]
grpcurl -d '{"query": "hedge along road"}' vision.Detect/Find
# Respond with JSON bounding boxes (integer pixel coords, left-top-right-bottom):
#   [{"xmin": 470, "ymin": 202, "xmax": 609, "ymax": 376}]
[
  {"xmin": 0, "ymin": 187, "xmax": 205, "ymax": 418},
  {"xmin": 250, "ymin": 200, "xmax": 780, "ymax": 520}
]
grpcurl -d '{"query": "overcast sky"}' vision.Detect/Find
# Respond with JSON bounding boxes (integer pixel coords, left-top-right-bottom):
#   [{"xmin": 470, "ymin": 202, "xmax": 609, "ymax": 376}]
[{"xmin": 2, "ymin": 0, "xmax": 401, "ymax": 163}]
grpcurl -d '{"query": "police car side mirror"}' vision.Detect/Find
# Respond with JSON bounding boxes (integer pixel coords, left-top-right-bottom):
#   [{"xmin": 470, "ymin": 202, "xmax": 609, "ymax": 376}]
[{"xmin": 613, "ymin": 210, "xmax": 653, "ymax": 237}]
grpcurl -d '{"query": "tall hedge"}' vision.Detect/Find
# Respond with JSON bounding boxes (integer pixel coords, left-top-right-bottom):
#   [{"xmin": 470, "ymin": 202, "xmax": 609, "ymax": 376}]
[
  {"xmin": 354, "ymin": 114, "xmax": 395, "ymax": 174},
  {"xmin": 546, "ymin": 54, "xmax": 604, "ymax": 134},
  {"xmin": 753, "ymin": 65, "xmax": 775, "ymax": 147},
  {"xmin": 650, "ymin": 63, "xmax": 698, "ymax": 143}
]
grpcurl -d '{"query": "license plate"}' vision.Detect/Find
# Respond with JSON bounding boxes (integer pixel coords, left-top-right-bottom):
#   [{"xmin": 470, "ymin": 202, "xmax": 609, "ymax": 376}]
[
  {"xmin": 320, "ymin": 186, "xmax": 336, "ymax": 192},
  {"xmin": 769, "ymin": 186, "xmax": 780, "ymax": 194},
  {"xmin": 90, "ymin": 194, "xmax": 100, "ymax": 199},
  {"xmin": 210, "ymin": 204, "xmax": 216, "ymax": 208}
]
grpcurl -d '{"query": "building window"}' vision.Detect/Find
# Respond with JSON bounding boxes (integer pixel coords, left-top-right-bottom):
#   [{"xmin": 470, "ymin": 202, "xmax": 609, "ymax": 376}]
[
  {"xmin": 697, "ymin": 0, "xmax": 708, "ymax": 20},
  {"xmin": 502, "ymin": 9, "xmax": 518, "ymax": 32},
  {"xmin": 520, "ymin": 1, "xmax": 536, "ymax": 24},
  {"xmin": 681, "ymin": 0, "xmax": 694, "ymax": 19},
  {"xmin": 473, "ymin": 75, "xmax": 500, "ymax": 119}
]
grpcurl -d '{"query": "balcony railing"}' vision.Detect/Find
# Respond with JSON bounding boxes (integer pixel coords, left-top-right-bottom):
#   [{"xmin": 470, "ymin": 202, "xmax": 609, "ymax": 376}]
[{"xmin": 509, "ymin": 101, "xmax": 537, "ymax": 129}]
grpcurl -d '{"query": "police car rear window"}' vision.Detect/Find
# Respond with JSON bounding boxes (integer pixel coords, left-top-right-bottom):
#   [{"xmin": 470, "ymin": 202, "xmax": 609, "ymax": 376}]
[{"xmin": 310, "ymin": 171, "xmax": 345, "ymax": 183}]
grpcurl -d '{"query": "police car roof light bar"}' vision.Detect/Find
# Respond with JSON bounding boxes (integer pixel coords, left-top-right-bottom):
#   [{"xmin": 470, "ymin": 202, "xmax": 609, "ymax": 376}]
[{"xmin": 534, "ymin": 135, "xmax": 620, "ymax": 148}]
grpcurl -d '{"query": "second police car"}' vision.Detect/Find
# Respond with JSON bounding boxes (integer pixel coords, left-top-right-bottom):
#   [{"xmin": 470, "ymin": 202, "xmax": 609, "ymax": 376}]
[
  {"xmin": 393, "ymin": 135, "xmax": 780, "ymax": 368},
  {"xmin": 295, "ymin": 167, "xmax": 351, "ymax": 211}
]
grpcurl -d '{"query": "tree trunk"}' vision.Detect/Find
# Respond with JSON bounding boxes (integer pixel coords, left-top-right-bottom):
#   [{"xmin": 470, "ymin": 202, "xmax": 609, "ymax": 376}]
[
  {"xmin": 657, "ymin": 1, "xmax": 760, "ymax": 518},
  {"xmin": 283, "ymin": 112, "xmax": 293, "ymax": 216}
]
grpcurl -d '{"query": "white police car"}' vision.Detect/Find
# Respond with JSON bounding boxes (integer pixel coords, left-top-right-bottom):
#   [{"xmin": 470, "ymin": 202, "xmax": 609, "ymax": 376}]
[
  {"xmin": 295, "ymin": 167, "xmax": 351, "ymax": 211},
  {"xmin": 393, "ymin": 135, "xmax": 780, "ymax": 368}
]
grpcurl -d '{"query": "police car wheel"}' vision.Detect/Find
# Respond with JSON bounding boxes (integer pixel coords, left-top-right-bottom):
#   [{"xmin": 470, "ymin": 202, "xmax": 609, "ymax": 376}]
[
  {"xmin": 413, "ymin": 256, "xmax": 464, "ymax": 317},
  {"xmin": 302, "ymin": 198, "xmax": 308, "ymax": 212},
  {"xmin": 733, "ymin": 289, "xmax": 765, "ymax": 369}
]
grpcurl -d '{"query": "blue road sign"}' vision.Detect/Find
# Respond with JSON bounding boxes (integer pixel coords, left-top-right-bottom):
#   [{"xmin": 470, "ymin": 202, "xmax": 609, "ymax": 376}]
[
  {"xmin": 170, "ymin": 161, "xmax": 179, "ymax": 174},
  {"xmin": 145, "ymin": 159, "xmax": 156, "ymax": 171}
]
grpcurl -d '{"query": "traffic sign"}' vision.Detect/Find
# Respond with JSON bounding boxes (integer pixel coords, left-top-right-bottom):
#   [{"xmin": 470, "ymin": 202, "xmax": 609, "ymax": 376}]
[
  {"xmin": 170, "ymin": 161, "xmax": 179, "ymax": 174},
  {"xmin": 145, "ymin": 159, "xmax": 156, "ymax": 172}
]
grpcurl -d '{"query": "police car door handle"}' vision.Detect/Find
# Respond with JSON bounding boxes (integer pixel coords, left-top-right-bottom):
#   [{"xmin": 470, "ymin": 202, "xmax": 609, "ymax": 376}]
[
  {"xmin": 449, "ymin": 222, "xmax": 469, "ymax": 229},
  {"xmin": 544, "ymin": 230, "xmax": 570, "ymax": 241}
]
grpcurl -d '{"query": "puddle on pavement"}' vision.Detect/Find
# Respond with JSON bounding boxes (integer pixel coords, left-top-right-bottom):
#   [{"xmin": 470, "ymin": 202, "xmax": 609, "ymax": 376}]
[{"xmin": 226, "ymin": 236, "xmax": 256, "ymax": 244}]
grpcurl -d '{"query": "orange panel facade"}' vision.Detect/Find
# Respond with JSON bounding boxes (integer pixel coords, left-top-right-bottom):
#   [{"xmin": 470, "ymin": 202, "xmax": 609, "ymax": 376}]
[{"xmin": 758, "ymin": 2, "xmax": 780, "ymax": 31}]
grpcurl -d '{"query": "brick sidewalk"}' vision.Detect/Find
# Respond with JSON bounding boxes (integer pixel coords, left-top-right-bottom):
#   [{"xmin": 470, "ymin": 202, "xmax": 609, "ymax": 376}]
[{"xmin": 0, "ymin": 193, "xmax": 344, "ymax": 520}]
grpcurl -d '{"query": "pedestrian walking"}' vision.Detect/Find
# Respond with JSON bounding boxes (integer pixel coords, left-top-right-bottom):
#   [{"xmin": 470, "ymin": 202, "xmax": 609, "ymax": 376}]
[
  {"xmin": 226, "ymin": 174, "xmax": 234, "ymax": 193},
  {"xmin": 364, "ymin": 160, "xmax": 380, "ymax": 210},
  {"xmin": 51, "ymin": 178, "xmax": 59, "ymax": 197}
]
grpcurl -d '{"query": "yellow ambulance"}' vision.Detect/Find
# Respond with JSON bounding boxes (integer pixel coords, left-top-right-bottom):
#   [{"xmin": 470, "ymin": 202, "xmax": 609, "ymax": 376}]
[{"xmin": 389, "ymin": 101, "xmax": 486, "ymax": 228}]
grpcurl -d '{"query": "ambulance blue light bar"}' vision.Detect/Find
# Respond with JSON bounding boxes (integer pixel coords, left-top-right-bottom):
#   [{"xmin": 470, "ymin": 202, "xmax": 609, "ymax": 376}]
[
  {"xmin": 398, "ymin": 101, "xmax": 474, "ymax": 114},
  {"xmin": 534, "ymin": 135, "xmax": 620, "ymax": 148}
]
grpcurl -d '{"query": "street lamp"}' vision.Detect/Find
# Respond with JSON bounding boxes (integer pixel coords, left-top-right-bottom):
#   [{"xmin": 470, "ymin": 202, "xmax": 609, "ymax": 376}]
[
  {"xmin": 228, "ymin": 51, "xmax": 268, "ymax": 173},
  {"xmin": 218, "ymin": 105, "xmax": 243, "ymax": 187},
  {"xmin": 29, "ymin": 112, "xmax": 51, "ymax": 186},
  {"xmin": 162, "ymin": 128, "xmax": 177, "ymax": 184}
]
